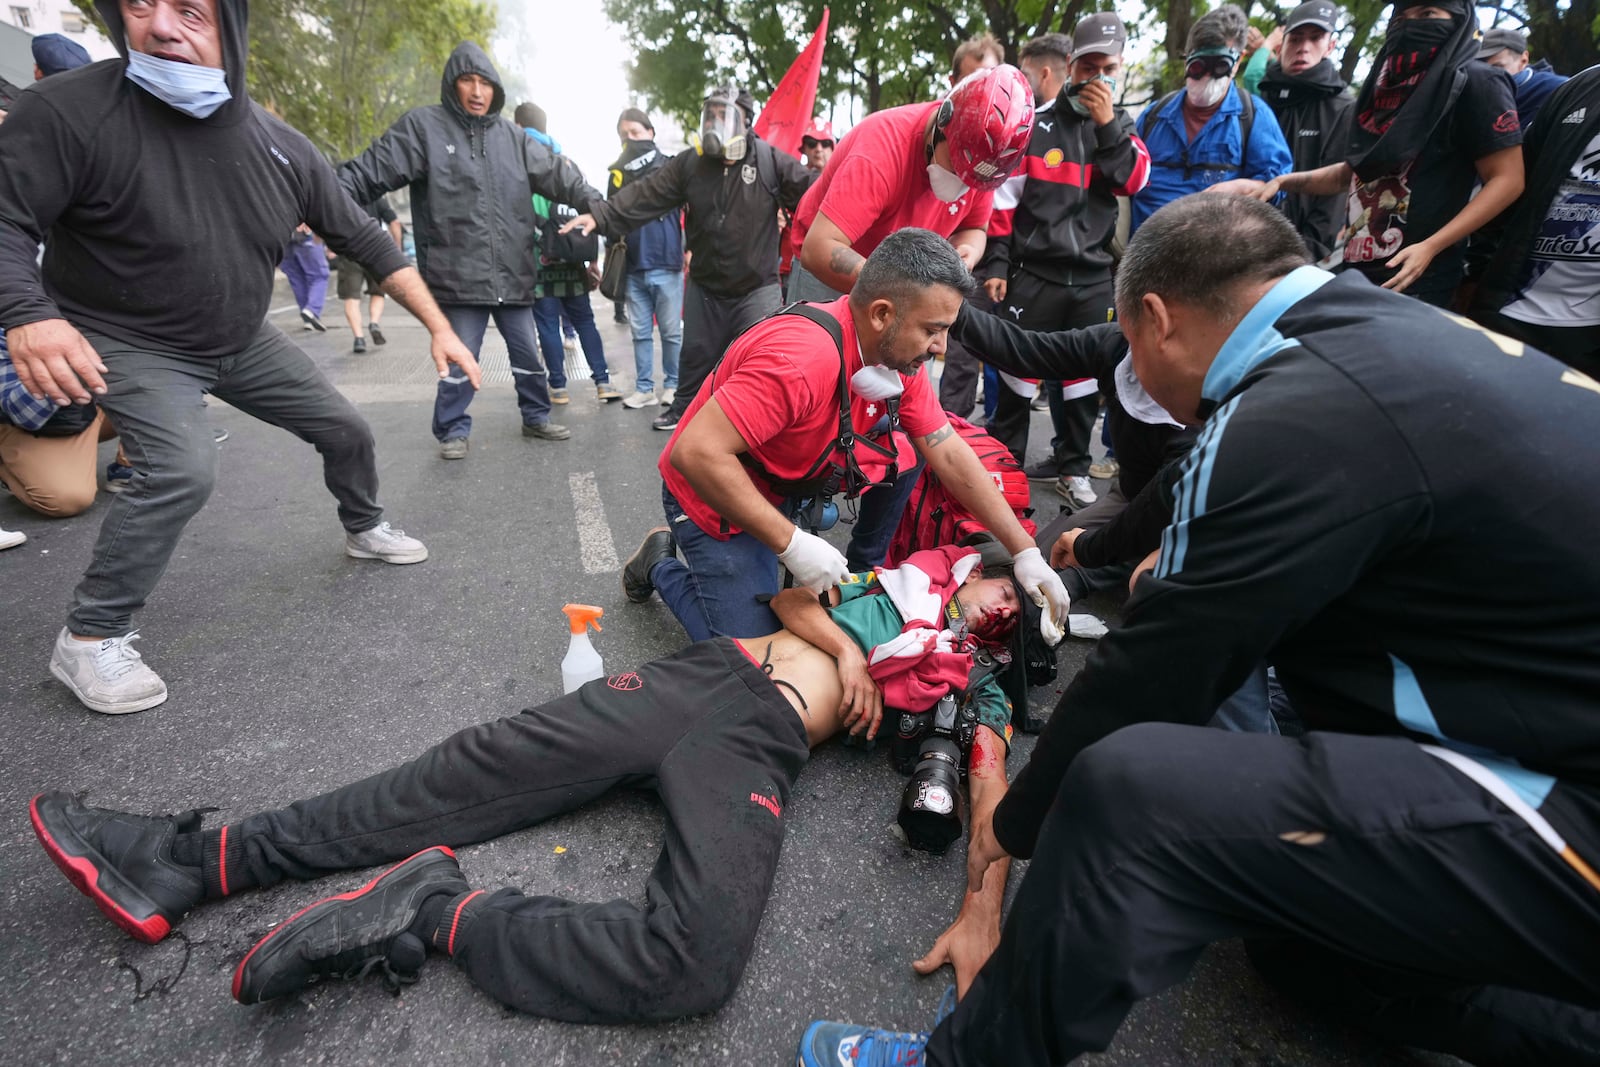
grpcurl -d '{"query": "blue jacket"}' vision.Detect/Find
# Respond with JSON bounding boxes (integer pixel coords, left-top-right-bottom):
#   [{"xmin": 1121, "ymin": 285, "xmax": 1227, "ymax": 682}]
[
  {"xmin": 1130, "ymin": 82, "xmax": 1294, "ymax": 234},
  {"xmin": 626, "ymin": 212, "xmax": 683, "ymax": 274},
  {"xmin": 607, "ymin": 143, "xmax": 683, "ymax": 274},
  {"xmin": 1512, "ymin": 61, "xmax": 1568, "ymax": 131}
]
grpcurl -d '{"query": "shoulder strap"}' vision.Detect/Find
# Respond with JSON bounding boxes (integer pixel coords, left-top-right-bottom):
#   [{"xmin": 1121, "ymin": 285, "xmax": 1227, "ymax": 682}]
[
  {"xmin": 1235, "ymin": 90, "xmax": 1255, "ymax": 177},
  {"xmin": 776, "ymin": 301, "xmax": 844, "ymax": 356},
  {"xmin": 1137, "ymin": 90, "xmax": 1183, "ymax": 142},
  {"xmin": 755, "ymin": 140, "xmax": 780, "ymax": 200}
]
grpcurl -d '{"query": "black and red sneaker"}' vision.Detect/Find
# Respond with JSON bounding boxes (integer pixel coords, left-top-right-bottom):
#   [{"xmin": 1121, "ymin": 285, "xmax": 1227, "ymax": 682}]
[
  {"xmin": 29, "ymin": 790, "xmax": 207, "ymax": 944},
  {"xmin": 233, "ymin": 846, "xmax": 469, "ymax": 1005}
]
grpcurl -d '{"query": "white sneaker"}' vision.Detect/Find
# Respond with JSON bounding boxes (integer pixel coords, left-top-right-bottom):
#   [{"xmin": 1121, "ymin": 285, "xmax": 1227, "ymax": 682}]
[
  {"xmin": 49, "ymin": 628, "xmax": 168, "ymax": 715},
  {"xmin": 0, "ymin": 526, "xmax": 25, "ymax": 550},
  {"xmin": 660, "ymin": 388, "xmax": 676, "ymax": 407},
  {"xmin": 562, "ymin": 335, "xmax": 579, "ymax": 358},
  {"xmin": 345, "ymin": 520, "xmax": 429, "ymax": 564},
  {"xmin": 1060, "ymin": 475, "xmax": 1097, "ymax": 509},
  {"xmin": 621, "ymin": 391, "xmax": 659, "ymax": 409}
]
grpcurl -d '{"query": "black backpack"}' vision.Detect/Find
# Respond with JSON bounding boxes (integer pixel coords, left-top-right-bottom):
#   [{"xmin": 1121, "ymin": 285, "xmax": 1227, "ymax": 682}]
[{"xmin": 541, "ymin": 201, "xmax": 600, "ymax": 264}]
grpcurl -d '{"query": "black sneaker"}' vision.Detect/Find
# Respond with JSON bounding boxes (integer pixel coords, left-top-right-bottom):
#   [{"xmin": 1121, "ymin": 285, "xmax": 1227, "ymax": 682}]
[
  {"xmin": 1023, "ymin": 458, "xmax": 1061, "ymax": 481},
  {"xmin": 368, "ymin": 323, "xmax": 386, "ymax": 346},
  {"xmin": 29, "ymin": 790, "xmax": 207, "ymax": 944},
  {"xmin": 521, "ymin": 421, "xmax": 571, "ymax": 441},
  {"xmin": 651, "ymin": 411, "xmax": 680, "ymax": 432},
  {"xmin": 352, "ymin": 336, "xmax": 367, "ymax": 354},
  {"xmin": 622, "ymin": 527, "xmax": 675, "ymax": 603},
  {"xmin": 232, "ymin": 846, "xmax": 468, "ymax": 1005},
  {"xmin": 300, "ymin": 308, "xmax": 326, "ymax": 333}
]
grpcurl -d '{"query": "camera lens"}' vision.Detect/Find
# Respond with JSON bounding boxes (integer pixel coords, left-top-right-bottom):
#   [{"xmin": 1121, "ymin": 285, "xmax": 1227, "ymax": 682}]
[{"xmin": 897, "ymin": 738, "xmax": 964, "ymax": 853}]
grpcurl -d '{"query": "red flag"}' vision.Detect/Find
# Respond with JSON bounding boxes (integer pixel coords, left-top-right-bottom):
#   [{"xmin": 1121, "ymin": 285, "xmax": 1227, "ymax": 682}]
[{"xmin": 753, "ymin": 8, "xmax": 829, "ymax": 160}]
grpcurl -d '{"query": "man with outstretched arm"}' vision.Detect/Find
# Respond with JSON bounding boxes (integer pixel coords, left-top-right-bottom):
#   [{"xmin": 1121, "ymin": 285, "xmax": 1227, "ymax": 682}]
[
  {"xmin": 29, "ymin": 543, "xmax": 1048, "ymax": 1020},
  {"xmin": 0, "ymin": 0, "xmax": 481, "ymax": 717}
]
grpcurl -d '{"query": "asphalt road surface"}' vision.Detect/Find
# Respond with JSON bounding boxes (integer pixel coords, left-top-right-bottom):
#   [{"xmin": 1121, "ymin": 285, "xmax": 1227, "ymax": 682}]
[{"xmin": 0, "ymin": 288, "xmax": 1463, "ymax": 1066}]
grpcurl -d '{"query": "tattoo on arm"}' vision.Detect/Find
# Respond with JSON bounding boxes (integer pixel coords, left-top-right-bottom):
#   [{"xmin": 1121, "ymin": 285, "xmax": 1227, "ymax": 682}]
[
  {"xmin": 922, "ymin": 424, "xmax": 955, "ymax": 448},
  {"xmin": 828, "ymin": 245, "xmax": 865, "ymax": 281}
]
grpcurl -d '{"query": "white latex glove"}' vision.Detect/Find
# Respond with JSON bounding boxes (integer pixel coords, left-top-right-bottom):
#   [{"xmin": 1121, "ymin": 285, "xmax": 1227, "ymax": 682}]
[
  {"xmin": 778, "ymin": 526, "xmax": 850, "ymax": 592},
  {"xmin": 1012, "ymin": 546, "xmax": 1071, "ymax": 632},
  {"xmin": 1068, "ymin": 614, "xmax": 1108, "ymax": 639}
]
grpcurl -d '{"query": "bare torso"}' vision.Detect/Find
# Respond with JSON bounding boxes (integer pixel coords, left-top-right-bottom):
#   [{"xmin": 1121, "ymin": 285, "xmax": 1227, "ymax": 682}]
[{"xmin": 733, "ymin": 630, "xmax": 848, "ymax": 747}]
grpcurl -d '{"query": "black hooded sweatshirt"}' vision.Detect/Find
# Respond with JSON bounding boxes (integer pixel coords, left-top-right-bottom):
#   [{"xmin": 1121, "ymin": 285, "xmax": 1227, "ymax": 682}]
[
  {"xmin": 338, "ymin": 42, "xmax": 601, "ymax": 306},
  {"xmin": 0, "ymin": 0, "xmax": 409, "ymax": 357},
  {"xmin": 1258, "ymin": 59, "xmax": 1355, "ymax": 259}
]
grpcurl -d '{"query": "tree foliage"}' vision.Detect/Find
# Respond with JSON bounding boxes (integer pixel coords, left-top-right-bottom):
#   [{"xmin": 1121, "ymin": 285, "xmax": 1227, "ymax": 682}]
[
  {"xmin": 70, "ymin": 0, "xmax": 497, "ymax": 158},
  {"xmin": 603, "ymin": 0, "xmax": 1599, "ymax": 126}
]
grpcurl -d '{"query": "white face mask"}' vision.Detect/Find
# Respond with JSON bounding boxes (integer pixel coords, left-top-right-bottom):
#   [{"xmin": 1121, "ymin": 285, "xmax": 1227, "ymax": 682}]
[
  {"xmin": 124, "ymin": 51, "xmax": 232, "ymax": 119},
  {"xmin": 850, "ymin": 363, "xmax": 904, "ymax": 401},
  {"xmin": 1184, "ymin": 76, "xmax": 1229, "ymax": 109},
  {"xmin": 926, "ymin": 163, "xmax": 969, "ymax": 202}
]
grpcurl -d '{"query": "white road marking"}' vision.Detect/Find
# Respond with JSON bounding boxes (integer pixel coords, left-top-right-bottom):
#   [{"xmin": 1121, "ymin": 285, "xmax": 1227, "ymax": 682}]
[{"xmin": 569, "ymin": 471, "xmax": 620, "ymax": 574}]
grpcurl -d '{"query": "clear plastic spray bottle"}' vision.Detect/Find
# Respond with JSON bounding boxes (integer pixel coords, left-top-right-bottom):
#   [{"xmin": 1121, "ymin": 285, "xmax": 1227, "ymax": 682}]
[{"xmin": 561, "ymin": 603, "xmax": 605, "ymax": 693}]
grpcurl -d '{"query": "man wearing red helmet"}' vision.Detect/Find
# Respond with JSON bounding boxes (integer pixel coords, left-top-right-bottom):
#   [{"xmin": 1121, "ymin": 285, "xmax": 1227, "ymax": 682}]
[
  {"xmin": 801, "ymin": 118, "xmax": 836, "ymax": 170},
  {"xmin": 788, "ymin": 65, "xmax": 1035, "ymax": 304}
]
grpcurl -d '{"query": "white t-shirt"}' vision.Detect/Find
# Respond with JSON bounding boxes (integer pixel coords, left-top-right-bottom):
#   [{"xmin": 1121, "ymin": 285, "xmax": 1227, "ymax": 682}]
[{"xmin": 1501, "ymin": 130, "xmax": 1600, "ymax": 327}]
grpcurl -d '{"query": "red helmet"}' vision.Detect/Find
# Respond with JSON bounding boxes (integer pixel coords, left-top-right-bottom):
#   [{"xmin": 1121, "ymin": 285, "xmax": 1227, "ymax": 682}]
[{"xmin": 939, "ymin": 64, "xmax": 1034, "ymax": 191}]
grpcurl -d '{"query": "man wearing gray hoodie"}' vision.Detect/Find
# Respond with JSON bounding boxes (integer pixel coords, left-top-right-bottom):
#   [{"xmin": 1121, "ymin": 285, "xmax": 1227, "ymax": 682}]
[{"xmin": 339, "ymin": 43, "xmax": 604, "ymax": 457}]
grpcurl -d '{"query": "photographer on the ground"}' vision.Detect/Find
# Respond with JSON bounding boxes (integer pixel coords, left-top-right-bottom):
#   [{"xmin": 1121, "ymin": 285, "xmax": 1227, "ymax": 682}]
[{"xmin": 32, "ymin": 542, "xmax": 1049, "ymax": 1018}]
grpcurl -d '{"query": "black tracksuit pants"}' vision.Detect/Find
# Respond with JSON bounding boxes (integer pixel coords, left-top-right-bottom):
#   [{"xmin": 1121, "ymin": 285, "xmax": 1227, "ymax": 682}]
[
  {"xmin": 928, "ymin": 724, "xmax": 1600, "ymax": 1066},
  {"xmin": 213, "ymin": 639, "xmax": 810, "ymax": 1023},
  {"xmin": 662, "ymin": 278, "xmax": 782, "ymax": 421},
  {"xmin": 987, "ymin": 274, "xmax": 1112, "ymax": 471}
]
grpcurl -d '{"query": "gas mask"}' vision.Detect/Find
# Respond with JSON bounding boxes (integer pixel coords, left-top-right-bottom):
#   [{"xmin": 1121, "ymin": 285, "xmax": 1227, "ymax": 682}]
[
  {"xmin": 692, "ymin": 92, "xmax": 748, "ymax": 162},
  {"xmin": 1183, "ymin": 49, "xmax": 1238, "ymax": 109}
]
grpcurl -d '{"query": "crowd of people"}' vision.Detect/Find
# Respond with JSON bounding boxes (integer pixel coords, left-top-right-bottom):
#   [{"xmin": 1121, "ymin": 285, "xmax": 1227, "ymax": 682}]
[{"xmin": 3, "ymin": 0, "xmax": 1598, "ymax": 1063}]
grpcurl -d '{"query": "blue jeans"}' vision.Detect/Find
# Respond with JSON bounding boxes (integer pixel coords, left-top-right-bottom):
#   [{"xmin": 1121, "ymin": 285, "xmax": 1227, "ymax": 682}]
[
  {"xmin": 1208, "ymin": 664, "xmax": 1279, "ymax": 735},
  {"xmin": 844, "ymin": 443, "xmax": 924, "ymax": 571},
  {"xmin": 654, "ymin": 482, "xmax": 799, "ymax": 642},
  {"xmin": 434, "ymin": 304, "xmax": 550, "ymax": 442},
  {"xmin": 626, "ymin": 269, "xmax": 683, "ymax": 394},
  {"xmin": 532, "ymin": 294, "xmax": 609, "ymax": 388}
]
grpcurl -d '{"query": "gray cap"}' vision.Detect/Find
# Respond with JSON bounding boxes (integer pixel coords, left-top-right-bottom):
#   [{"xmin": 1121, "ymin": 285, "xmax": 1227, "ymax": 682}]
[
  {"xmin": 1071, "ymin": 13, "xmax": 1127, "ymax": 60},
  {"xmin": 1477, "ymin": 27, "xmax": 1527, "ymax": 58},
  {"xmin": 1285, "ymin": 1, "xmax": 1340, "ymax": 32}
]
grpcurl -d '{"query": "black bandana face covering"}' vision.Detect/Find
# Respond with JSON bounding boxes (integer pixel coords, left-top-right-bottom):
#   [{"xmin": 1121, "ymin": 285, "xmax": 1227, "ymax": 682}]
[
  {"xmin": 1381, "ymin": 16, "xmax": 1455, "ymax": 81},
  {"xmin": 1346, "ymin": 0, "xmax": 1478, "ymax": 180}
]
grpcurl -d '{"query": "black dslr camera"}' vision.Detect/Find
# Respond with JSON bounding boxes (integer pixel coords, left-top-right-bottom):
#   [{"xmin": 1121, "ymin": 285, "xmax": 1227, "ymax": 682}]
[{"xmin": 893, "ymin": 684, "xmax": 983, "ymax": 854}]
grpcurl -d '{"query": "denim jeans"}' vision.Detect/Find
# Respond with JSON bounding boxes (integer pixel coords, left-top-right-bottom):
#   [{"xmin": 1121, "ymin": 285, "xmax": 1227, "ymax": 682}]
[
  {"xmin": 1208, "ymin": 664, "xmax": 1279, "ymax": 734},
  {"xmin": 532, "ymin": 293, "xmax": 609, "ymax": 389},
  {"xmin": 69, "ymin": 325, "xmax": 382, "ymax": 637},
  {"xmin": 435, "ymin": 304, "xmax": 550, "ymax": 441},
  {"xmin": 625, "ymin": 269, "xmax": 683, "ymax": 394},
  {"xmin": 653, "ymin": 482, "xmax": 801, "ymax": 641}
]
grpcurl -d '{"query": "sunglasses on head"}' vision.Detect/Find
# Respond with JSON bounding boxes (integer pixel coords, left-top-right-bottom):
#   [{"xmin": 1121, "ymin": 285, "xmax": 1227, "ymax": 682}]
[
  {"xmin": 1185, "ymin": 54, "xmax": 1237, "ymax": 80},
  {"xmin": 802, "ymin": 137, "xmax": 834, "ymax": 149}
]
